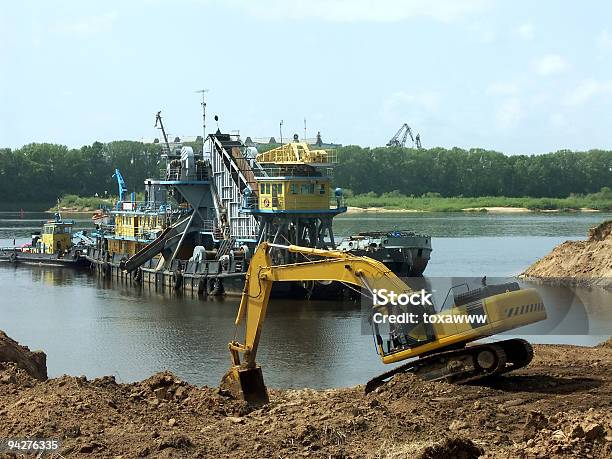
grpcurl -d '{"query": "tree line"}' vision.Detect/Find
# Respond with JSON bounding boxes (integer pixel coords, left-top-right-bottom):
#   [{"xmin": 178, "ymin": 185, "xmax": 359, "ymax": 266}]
[
  {"xmin": 0, "ymin": 141, "xmax": 610, "ymax": 207},
  {"xmin": 334, "ymin": 146, "xmax": 612, "ymax": 198},
  {"xmin": 0, "ymin": 141, "xmax": 164, "ymax": 206}
]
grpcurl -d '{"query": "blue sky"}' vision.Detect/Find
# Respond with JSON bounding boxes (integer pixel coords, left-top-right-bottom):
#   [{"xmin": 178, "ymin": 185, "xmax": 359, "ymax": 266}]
[{"xmin": 1, "ymin": 0, "xmax": 611, "ymax": 154}]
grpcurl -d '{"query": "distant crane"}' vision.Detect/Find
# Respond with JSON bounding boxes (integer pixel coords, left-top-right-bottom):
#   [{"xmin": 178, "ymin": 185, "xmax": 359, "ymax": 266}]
[
  {"xmin": 387, "ymin": 123, "xmax": 423, "ymax": 149},
  {"xmin": 154, "ymin": 111, "xmax": 172, "ymax": 155},
  {"xmin": 112, "ymin": 168, "xmax": 128, "ymax": 204}
]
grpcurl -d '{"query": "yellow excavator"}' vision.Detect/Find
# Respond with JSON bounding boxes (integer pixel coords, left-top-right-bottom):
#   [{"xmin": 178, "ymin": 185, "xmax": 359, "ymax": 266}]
[{"xmin": 222, "ymin": 242, "xmax": 546, "ymax": 404}]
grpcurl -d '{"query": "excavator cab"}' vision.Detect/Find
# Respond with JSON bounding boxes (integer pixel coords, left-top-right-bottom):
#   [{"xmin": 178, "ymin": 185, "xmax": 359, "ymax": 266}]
[
  {"xmin": 369, "ymin": 299, "xmax": 437, "ymax": 357},
  {"xmin": 373, "ymin": 319, "xmax": 436, "ymax": 357}
]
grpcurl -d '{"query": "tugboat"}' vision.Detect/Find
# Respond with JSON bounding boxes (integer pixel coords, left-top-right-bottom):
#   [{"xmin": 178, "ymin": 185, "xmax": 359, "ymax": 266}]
[{"xmin": 0, "ymin": 213, "xmax": 89, "ymax": 267}]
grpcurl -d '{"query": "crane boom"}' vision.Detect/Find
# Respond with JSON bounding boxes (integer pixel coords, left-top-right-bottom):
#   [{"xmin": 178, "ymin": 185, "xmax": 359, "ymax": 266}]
[
  {"xmin": 154, "ymin": 111, "xmax": 171, "ymax": 155},
  {"xmin": 112, "ymin": 168, "xmax": 128, "ymax": 204},
  {"xmin": 221, "ymin": 242, "xmax": 546, "ymax": 404},
  {"xmin": 386, "ymin": 123, "xmax": 416, "ymax": 148}
]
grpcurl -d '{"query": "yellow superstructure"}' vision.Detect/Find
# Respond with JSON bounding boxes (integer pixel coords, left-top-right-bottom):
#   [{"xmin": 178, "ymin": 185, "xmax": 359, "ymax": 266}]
[
  {"xmin": 257, "ymin": 179, "xmax": 331, "ymax": 211},
  {"xmin": 41, "ymin": 221, "xmax": 73, "ymax": 254},
  {"xmin": 252, "ymin": 141, "xmax": 338, "ymax": 212},
  {"xmin": 107, "ymin": 212, "xmax": 165, "ymax": 256}
]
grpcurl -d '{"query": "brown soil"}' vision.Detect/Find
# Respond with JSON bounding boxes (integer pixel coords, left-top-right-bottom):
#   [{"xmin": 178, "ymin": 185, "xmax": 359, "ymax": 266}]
[
  {"xmin": 521, "ymin": 220, "xmax": 612, "ymax": 289},
  {"xmin": 1, "ymin": 334, "xmax": 611, "ymax": 458},
  {"xmin": 0, "ymin": 330, "xmax": 47, "ymax": 381}
]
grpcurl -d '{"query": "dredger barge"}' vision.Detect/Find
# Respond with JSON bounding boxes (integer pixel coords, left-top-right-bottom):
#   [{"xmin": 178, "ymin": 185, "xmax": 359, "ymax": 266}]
[{"xmin": 87, "ymin": 114, "xmax": 432, "ymax": 298}]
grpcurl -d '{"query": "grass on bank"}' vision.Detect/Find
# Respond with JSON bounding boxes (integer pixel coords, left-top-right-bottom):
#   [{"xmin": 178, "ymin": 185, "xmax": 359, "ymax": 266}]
[
  {"xmin": 53, "ymin": 194, "xmax": 115, "ymax": 211},
  {"xmin": 346, "ymin": 187, "xmax": 612, "ymax": 212}
]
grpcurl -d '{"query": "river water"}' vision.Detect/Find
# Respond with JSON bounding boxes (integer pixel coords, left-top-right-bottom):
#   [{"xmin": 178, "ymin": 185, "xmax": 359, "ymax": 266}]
[{"xmin": 0, "ymin": 211, "xmax": 610, "ymax": 389}]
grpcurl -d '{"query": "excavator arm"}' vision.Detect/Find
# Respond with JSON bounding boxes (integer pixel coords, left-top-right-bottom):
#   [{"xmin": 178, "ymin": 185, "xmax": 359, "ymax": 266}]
[{"xmin": 222, "ymin": 242, "xmax": 427, "ymax": 403}]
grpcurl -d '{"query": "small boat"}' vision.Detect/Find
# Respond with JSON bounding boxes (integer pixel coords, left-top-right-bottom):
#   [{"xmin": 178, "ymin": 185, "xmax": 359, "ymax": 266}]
[
  {"xmin": 92, "ymin": 209, "xmax": 111, "ymax": 226},
  {"xmin": 0, "ymin": 214, "xmax": 90, "ymax": 268}
]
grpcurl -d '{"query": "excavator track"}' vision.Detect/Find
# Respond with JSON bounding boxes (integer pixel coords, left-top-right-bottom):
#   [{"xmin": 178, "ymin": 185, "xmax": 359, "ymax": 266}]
[{"xmin": 365, "ymin": 338, "xmax": 534, "ymax": 393}]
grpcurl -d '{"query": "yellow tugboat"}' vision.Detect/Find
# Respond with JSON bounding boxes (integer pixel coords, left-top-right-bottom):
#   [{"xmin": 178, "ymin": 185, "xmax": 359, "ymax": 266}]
[{"xmin": 0, "ymin": 213, "xmax": 89, "ymax": 267}]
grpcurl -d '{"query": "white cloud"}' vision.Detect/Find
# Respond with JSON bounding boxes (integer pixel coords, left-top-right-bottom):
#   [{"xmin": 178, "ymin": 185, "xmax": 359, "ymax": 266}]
[
  {"xmin": 516, "ymin": 22, "xmax": 534, "ymax": 40},
  {"xmin": 52, "ymin": 11, "xmax": 117, "ymax": 35},
  {"xmin": 496, "ymin": 98, "xmax": 522, "ymax": 128},
  {"xmin": 225, "ymin": 0, "xmax": 491, "ymax": 23},
  {"xmin": 486, "ymin": 81, "xmax": 520, "ymax": 95},
  {"xmin": 598, "ymin": 30, "xmax": 612, "ymax": 50},
  {"xmin": 534, "ymin": 54, "xmax": 569, "ymax": 76},
  {"xmin": 564, "ymin": 79, "xmax": 612, "ymax": 106}
]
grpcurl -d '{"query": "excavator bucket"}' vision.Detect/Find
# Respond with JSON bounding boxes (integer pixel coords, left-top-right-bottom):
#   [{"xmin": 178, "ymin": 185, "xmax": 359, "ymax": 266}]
[{"xmin": 221, "ymin": 366, "xmax": 269, "ymax": 405}]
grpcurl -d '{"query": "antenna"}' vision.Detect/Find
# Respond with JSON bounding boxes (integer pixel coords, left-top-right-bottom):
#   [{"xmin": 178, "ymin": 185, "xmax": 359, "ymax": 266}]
[
  {"xmin": 196, "ymin": 89, "xmax": 209, "ymax": 157},
  {"xmin": 280, "ymin": 120, "xmax": 284, "ymax": 144},
  {"xmin": 304, "ymin": 117, "xmax": 307, "ymax": 144}
]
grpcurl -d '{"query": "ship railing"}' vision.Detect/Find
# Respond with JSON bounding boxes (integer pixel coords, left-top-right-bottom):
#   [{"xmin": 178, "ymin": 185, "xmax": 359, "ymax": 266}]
[
  {"xmin": 240, "ymin": 195, "xmax": 259, "ymax": 210},
  {"xmin": 319, "ymin": 149, "xmax": 337, "ymax": 164},
  {"xmin": 199, "ymin": 220, "xmax": 215, "ymax": 232},
  {"xmin": 253, "ymin": 166, "xmax": 329, "ymax": 178},
  {"xmin": 114, "ymin": 201, "xmax": 185, "ymax": 215},
  {"xmin": 161, "ymin": 165, "xmax": 209, "ymax": 181},
  {"xmin": 330, "ymin": 196, "xmax": 346, "ymax": 209},
  {"xmin": 240, "ymin": 196, "xmax": 346, "ymax": 212}
]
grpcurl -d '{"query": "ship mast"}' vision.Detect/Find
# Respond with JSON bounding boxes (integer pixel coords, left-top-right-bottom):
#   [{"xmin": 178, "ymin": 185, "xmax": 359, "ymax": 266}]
[{"xmin": 196, "ymin": 89, "xmax": 209, "ymax": 158}]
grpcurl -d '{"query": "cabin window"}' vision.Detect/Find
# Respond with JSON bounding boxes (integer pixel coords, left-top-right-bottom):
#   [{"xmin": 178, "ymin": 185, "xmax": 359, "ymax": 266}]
[
  {"xmin": 319, "ymin": 184, "xmax": 325, "ymax": 194},
  {"xmin": 278, "ymin": 183, "xmax": 283, "ymax": 194},
  {"xmin": 290, "ymin": 184, "xmax": 297, "ymax": 194},
  {"xmin": 272, "ymin": 184, "xmax": 277, "ymax": 195},
  {"xmin": 260, "ymin": 184, "xmax": 265, "ymax": 194},
  {"xmin": 301, "ymin": 183, "xmax": 314, "ymax": 194}
]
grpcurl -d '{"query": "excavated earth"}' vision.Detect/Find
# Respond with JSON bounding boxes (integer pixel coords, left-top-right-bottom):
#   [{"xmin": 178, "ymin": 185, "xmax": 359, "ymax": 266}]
[
  {"xmin": 521, "ymin": 220, "xmax": 612, "ymax": 289},
  {"xmin": 1, "ymin": 332, "xmax": 611, "ymax": 458}
]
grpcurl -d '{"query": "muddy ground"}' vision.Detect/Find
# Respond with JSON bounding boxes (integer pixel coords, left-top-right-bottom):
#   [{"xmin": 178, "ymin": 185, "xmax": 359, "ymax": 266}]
[{"xmin": 1, "ymin": 336, "xmax": 611, "ymax": 458}]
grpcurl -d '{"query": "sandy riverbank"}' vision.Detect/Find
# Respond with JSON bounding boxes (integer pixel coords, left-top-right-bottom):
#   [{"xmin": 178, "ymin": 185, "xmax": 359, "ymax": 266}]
[
  {"xmin": 521, "ymin": 220, "xmax": 612, "ymax": 289},
  {"xmin": 346, "ymin": 206, "xmax": 601, "ymax": 214}
]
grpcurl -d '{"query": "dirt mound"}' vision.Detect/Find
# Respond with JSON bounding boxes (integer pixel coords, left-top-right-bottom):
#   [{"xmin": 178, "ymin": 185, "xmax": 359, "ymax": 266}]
[
  {"xmin": 599, "ymin": 337, "xmax": 612, "ymax": 349},
  {"xmin": 521, "ymin": 220, "xmax": 612, "ymax": 289},
  {"xmin": 0, "ymin": 334, "xmax": 611, "ymax": 458},
  {"xmin": 0, "ymin": 330, "xmax": 47, "ymax": 380},
  {"xmin": 589, "ymin": 220, "xmax": 612, "ymax": 242}
]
